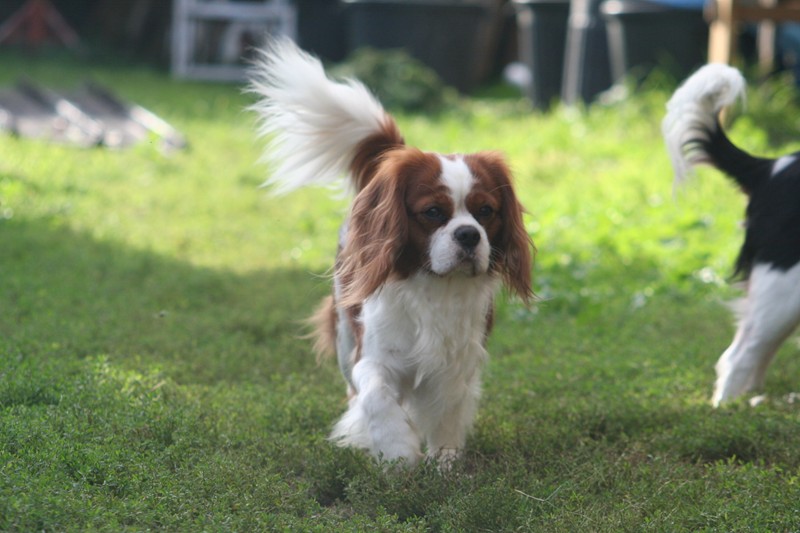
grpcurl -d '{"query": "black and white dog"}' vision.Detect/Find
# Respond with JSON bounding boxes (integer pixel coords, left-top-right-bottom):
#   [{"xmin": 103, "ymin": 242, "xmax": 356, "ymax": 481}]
[{"xmin": 663, "ymin": 64, "xmax": 800, "ymax": 406}]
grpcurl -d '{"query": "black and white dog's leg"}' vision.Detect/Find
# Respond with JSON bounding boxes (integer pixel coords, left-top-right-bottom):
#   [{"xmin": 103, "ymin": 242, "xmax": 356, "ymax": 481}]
[{"xmin": 713, "ymin": 262, "xmax": 800, "ymax": 406}]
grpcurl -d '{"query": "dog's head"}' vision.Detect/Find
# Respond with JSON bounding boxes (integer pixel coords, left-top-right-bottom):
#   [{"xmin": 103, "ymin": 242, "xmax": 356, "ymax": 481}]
[{"xmin": 337, "ymin": 148, "xmax": 534, "ymax": 307}]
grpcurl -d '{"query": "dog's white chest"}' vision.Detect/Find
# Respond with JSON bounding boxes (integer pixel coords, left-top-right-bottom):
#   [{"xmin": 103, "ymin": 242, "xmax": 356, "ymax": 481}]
[{"xmin": 360, "ymin": 273, "xmax": 498, "ymax": 386}]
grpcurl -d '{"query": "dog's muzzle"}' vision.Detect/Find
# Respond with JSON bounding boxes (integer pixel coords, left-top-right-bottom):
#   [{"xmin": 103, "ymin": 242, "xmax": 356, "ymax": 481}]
[{"xmin": 454, "ymin": 225, "xmax": 481, "ymax": 251}]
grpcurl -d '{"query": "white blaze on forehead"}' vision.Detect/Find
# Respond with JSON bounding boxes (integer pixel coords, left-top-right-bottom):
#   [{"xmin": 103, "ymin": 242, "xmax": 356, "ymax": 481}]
[
  {"xmin": 437, "ymin": 155, "xmax": 474, "ymax": 208},
  {"xmin": 428, "ymin": 154, "xmax": 490, "ymax": 276}
]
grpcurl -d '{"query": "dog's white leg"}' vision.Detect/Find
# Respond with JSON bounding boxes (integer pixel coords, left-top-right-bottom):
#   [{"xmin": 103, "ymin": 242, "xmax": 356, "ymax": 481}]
[
  {"xmin": 424, "ymin": 405, "xmax": 473, "ymax": 466},
  {"xmin": 713, "ymin": 262, "xmax": 800, "ymax": 406},
  {"xmin": 331, "ymin": 359, "xmax": 423, "ymax": 465},
  {"xmin": 421, "ymin": 380, "xmax": 480, "ymax": 466}
]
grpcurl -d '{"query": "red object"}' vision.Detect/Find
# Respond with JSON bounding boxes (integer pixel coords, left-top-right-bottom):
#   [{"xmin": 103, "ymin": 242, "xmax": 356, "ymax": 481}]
[{"xmin": 0, "ymin": 0, "xmax": 81, "ymax": 48}]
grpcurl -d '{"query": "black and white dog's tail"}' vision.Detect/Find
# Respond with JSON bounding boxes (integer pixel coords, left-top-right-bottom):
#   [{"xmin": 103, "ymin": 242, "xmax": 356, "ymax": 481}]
[{"xmin": 663, "ymin": 64, "xmax": 775, "ymax": 195}]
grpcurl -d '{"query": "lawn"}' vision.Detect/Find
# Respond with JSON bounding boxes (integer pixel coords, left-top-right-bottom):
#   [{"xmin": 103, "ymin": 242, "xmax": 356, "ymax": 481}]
[{"xmin": 2, "ymin": 51, "xmax": 800, "ymax": 530}]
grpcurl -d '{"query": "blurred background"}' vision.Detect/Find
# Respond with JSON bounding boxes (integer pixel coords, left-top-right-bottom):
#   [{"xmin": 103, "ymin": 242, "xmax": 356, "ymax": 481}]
[{"xmin": 0, "ymin": 0, "xmax": 796, "ymax": 110}]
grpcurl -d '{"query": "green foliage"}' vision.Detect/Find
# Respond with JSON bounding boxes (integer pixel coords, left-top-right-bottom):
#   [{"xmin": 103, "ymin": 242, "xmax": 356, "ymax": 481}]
[
  {"xmin": 332, "ymin": 47, "xmax": 458, "ymax": 113},
  {"xmin": 2, "ymin": 51, "xmax": 800, "ymax": 530}
]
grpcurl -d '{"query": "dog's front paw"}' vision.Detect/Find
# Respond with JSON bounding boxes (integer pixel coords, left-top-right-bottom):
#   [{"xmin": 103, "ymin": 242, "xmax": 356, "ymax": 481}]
[
  {"xmin": 373, "ymin": 431, "xmax": 423, "ymax": 467},
  {"xmin": 428, "ymin": 447, "xmax": 461, "ymax": 471},
  {"xmin": 712, "ymin": 367, "xmax": 755, "ymax": 407}
]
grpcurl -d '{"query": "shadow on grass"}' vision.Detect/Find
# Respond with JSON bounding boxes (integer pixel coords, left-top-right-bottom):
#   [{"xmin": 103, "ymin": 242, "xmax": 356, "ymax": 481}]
[
  {"xmin": 468, "ymin": 395, "xmax": 800, "ymax": 474},
  {"xmin": 4, "ymin": 217, "xmax": 800, "ymax": 531},
  {"xmin": 3, "ymin": 214, "xmax": 797, "ymax": 457},
  {"xmin": 301, "ymin": 399, "xmax": 800, "ymax": 530},
  {"xmin": 0, "ymin": 216, "xmax": 331, "ymax": 386}
]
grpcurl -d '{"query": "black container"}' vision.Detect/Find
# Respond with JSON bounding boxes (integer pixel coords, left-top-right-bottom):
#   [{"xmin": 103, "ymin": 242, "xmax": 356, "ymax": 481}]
[
  {"xmin": 601, "ymin": 0, "xmax": 707, "ymax": 84},
  {"xmin": 297, "ymin": 0, "xmax": 348, "ymax": 63},
  {"xmin": 512, "ymin": 0, "xmax": 570, "ymax": 109},
  {"xmin": 342, "ymin": 0, "xmax": 490, "ymax": 92},
  {"xmin": 561, "ymin": 0, "xmax": 613, "ymax": 105}
]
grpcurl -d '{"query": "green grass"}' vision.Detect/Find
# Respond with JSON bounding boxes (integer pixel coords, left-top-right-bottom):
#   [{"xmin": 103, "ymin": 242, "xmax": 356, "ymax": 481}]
[{"xmin": 2, "ymin": 52, "xmax": 800, "ymax": 530}]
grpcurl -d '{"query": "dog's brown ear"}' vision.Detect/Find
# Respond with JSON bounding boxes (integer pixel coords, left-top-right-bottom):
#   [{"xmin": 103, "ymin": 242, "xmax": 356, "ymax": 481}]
[
  {"xmin": 498, "ymin": 182, "xmax": 535, "ymax": 304},
  {"xmin": 337, "ymin": 172, "xmax": 408, "ymax": 308},
  {"xmin": 468, "ymin": 151, "xmax": 535, "ymax": 303}
]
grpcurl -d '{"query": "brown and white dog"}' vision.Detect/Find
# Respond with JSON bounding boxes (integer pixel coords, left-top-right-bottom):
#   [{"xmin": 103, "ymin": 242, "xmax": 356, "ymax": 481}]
[
  {"xmin": 664, "ymin": 64, "xmax": 800, "ymax": 406},
  {"xmin": 250, "ymin": 39, "xmax": 534, "ymax": 466}
]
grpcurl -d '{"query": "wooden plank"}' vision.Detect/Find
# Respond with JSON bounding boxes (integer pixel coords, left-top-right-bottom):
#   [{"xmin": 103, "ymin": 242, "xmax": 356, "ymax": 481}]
[{"xmin": 732, "ymin": 4, "xmax": 800, "ymax": 21}]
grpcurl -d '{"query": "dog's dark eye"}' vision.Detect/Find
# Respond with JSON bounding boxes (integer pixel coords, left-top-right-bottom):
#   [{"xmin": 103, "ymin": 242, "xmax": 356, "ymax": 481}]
[
  {"xmin": 423, "ymin": 206, "xmax": 447, "ymax": 222},
  {"xmin": 477, "ymin": 205, "xmax": 495, "ymax": 218}
]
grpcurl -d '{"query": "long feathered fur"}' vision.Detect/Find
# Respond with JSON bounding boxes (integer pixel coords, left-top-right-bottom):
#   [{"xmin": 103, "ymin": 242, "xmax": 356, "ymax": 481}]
[
  {"xmin": 247, "ymin": 37, "xmax": 395, "ymax": 195},
  {"xmin": 662, "ymin": 63, "xmax": 748, "ymax": 187}
]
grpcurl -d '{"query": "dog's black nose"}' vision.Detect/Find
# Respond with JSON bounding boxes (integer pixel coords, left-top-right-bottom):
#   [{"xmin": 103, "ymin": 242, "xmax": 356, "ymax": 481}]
[{"xmin": 454, "ymin": 225, "xmax": 480, "ymax": 249}]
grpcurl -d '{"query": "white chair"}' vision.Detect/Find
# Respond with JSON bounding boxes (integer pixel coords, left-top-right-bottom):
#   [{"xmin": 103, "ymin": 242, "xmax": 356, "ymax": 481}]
[{"xmin": 171, "ymin": 0, "xmax": 296, "ymax": 81}]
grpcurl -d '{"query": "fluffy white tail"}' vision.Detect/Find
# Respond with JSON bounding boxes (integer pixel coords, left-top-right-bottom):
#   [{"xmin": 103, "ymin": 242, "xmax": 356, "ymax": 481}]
[
  {"xmin": 662, "ymin": 63, "xmax": 746, "ymax": 186},
  {"xmin": 248, "ymin": 38, "xmax": 392, "ymax": 194}
]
